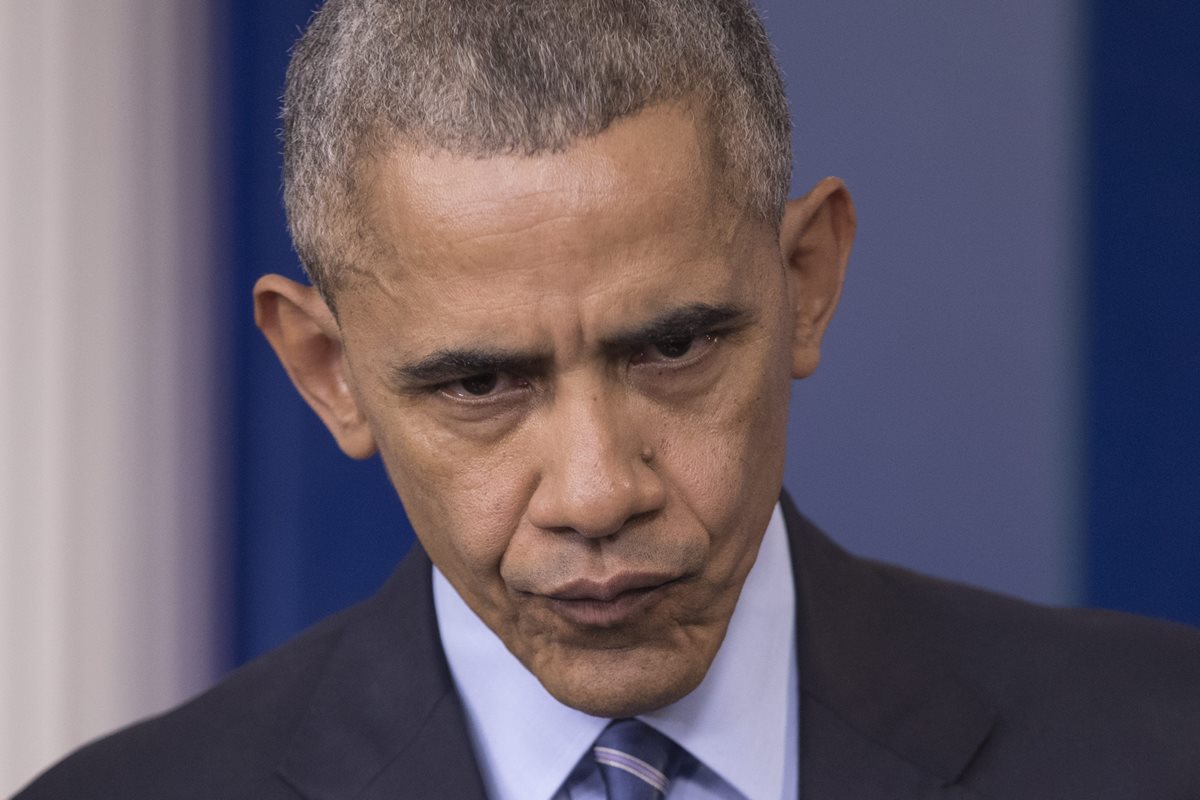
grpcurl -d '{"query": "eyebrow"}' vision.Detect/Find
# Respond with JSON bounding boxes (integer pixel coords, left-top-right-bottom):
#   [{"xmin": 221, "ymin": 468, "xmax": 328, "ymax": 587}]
[
  {"xmin": 389, "ymin": 302, "xmax": 752, "ymax": 387},
  {"xmin": 601, "ymin": 302, "xmax": 752, "ymax": 351},
  {"xmin": 392, "ymin": 350, "xmax": 550, "ymax": 387}
]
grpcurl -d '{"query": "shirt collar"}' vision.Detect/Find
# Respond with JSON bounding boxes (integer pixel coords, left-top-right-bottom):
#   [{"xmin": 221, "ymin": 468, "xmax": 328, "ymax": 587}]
[
  {"xmin": 640, "ymin": 502, "xmax": 795, "ymax": 799},
  {"xmin": 434, "ymin": 502, "xmax": 795, "ymax": 800}
]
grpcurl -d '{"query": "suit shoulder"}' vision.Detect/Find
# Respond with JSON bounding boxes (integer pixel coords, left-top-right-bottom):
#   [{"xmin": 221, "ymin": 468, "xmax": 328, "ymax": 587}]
[
  {"xmin": 14, "ymin": 603, "xmax": 364, "ymax": 800},
  {"xmin": 868, "ymin": 555, "xmax": 1200, "ymax": 691},
  {"xmin": 867, "ymin": 557, "xmax": 1200, "ymax": 788}
]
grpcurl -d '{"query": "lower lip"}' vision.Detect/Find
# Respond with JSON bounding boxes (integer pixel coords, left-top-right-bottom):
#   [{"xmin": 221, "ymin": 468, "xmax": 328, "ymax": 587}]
[{"xmin": 545, "ymin": 585, "xmax": 665, "ymax": 627}]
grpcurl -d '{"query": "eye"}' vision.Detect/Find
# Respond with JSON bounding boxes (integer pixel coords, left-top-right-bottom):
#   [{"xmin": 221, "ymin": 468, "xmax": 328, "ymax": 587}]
[
  {"xmin": 440, "ymin": 372, "xmax": 527, "ymax": 401},
  {"xmin": 460, "ymin": 373, "xmax": 498, "ymax": 395},
  {"xmin": 633, "ymin": 334, "xmax": 717, "ymax": 365},
  {"xmin": 653, "ymin": 338, "xmax": 695, "ymax": 359}
]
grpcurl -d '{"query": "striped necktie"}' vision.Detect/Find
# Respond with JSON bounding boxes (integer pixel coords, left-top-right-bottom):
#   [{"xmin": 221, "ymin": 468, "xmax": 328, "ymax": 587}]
[{"xmin": 592, "ymin": 718, "xmax": 681, "ymax": 799}]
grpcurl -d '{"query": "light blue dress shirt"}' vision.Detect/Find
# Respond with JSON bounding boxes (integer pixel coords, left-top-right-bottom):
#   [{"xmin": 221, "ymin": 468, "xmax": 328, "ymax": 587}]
[{"xmin": 434, "ymin": 503, "xmax": 799, "ymax": 800}]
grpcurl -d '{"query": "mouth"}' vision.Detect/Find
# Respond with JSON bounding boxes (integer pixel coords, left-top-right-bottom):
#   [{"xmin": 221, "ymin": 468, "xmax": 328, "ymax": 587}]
[{"xmin": 539, "ymin": 572, "xmax": 680, "ymax": 628}]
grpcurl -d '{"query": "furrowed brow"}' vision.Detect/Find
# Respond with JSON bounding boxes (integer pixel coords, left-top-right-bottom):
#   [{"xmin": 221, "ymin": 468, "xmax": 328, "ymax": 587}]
[
  {"xmin": 603, "ymin": 303, "xmax": 752, "ymax": 351},
  {"xmin": 391, "ymin": 349, "xmax": 548, "ymax": 387}
]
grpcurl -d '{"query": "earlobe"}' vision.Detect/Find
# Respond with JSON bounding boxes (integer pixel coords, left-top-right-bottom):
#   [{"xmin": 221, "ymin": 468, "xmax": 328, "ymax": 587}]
[
  {"xmin": 253, "ymin": 275, "xmax": 378, "ymax": 459},
  {"xmin": 780, "ymin": 176, "xmax": 856, "ymax": 378}
]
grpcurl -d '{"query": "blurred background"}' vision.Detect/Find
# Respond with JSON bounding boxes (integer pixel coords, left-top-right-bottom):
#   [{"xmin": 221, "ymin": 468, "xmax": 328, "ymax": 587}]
[{"xmin": 1, "ymin": 0, "xmax": 1197, "ymax": 793}]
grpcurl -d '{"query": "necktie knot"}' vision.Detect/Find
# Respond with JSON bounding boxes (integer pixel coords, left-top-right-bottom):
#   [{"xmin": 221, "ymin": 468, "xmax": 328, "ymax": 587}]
[{"xmin": 593, "ymin": 718, "xmax": 680, "ymax": 799}]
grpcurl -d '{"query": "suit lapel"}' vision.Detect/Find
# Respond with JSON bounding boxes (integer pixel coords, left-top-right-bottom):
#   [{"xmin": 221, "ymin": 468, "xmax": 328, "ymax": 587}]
[
  {"xmin": 276, "ymin": 546, "xmax": 488, "ymax": 800},
  {"xmin": 782, "ymin": 495, "xmax": 996, "ymax": 799}
]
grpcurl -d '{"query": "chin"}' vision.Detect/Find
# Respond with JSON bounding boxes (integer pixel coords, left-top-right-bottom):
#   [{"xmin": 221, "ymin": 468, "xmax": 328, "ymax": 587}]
[{"xmin": 536, "ymin": 646, "xmax": 711, "ymax": 718}]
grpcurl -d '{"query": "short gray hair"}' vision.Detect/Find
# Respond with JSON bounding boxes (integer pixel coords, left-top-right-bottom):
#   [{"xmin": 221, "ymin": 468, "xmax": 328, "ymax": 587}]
[{"xmin": 282, "ymin": 0, "xmax": 792, "ymax": 305}]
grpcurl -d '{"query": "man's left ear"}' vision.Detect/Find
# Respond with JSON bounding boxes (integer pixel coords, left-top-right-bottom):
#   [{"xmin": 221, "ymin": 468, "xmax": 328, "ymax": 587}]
[{"xmin": 780, "ymin": 176, "xmax": 856, "ymax": 378}]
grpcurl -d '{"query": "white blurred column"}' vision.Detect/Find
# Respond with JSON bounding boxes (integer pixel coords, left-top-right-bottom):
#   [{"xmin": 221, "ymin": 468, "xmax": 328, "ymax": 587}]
[{"xmin": 0, "ymin": 2, "xmax": 224, "ymax": 793}]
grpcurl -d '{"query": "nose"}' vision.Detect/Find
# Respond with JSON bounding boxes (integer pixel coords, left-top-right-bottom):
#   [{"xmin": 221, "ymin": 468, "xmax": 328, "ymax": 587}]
[{"xmin": 526, "ymin": 383, "xmax": 666, "ymax": 538}]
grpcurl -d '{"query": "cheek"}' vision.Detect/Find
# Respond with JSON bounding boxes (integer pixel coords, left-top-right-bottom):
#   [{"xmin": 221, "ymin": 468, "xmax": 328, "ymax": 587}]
[
  {"xmin": 372, "ymin": 412, "xmax": 533, "ymax": 596},
  {"xmin": 654, "ymin": 341, "xmax": 791, "ymax": 553}
]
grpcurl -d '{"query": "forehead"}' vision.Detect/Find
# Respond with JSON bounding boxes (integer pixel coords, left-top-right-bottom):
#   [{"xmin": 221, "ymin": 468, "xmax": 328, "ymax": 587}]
[
  {"xmin": 337, "ymin": 105, "xmax": 774, "ymax": 351},
  {"xmin": 365, "ymin": 107, "xmax": 744, "ymax": 263}
]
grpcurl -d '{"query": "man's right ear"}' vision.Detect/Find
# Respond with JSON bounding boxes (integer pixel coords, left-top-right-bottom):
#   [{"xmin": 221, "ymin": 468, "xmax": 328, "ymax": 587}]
[{"xmin": 253, "ymin": 275, "xmax": 378, "ymax": 459}]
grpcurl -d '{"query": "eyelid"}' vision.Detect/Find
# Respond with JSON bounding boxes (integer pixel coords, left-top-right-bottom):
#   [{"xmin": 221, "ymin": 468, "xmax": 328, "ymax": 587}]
[
  {"xmin": 435, "ymin": 372, "xmax": 531, "ymax": 403},
  {"xmin": 631, "ymin": 331, "xmax": 721, "ymax": 366}
]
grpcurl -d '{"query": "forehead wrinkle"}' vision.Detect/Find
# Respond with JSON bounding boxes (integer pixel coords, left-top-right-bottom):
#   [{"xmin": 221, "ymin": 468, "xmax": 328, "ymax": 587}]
[
  {"xmin": 363, "ymin": 197, "xmax": 721, "ymax": 299},
  {"xmin": 438, "ymin": 209, "xmax": 593, "ymax": 252},
  {"xmin": 379, "ymin": 150, "xmax": 618, "ymax": 224},
  {"xmin": 341, "ymin": 199, "xmax": 750, "ymax": 343},
  {"xmin": 345, "ymin": 211, "xmax": 746, "ymax": 325},
  {"xmin": 376, "ymin": 104, "xmax": 715, "ymax": 217}
]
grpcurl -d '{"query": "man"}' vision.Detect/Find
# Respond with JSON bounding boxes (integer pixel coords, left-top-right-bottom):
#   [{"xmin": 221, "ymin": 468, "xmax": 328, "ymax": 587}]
[{"xmin": 17, "ymin": 0, "xmax": 1200, "ymax": 798}]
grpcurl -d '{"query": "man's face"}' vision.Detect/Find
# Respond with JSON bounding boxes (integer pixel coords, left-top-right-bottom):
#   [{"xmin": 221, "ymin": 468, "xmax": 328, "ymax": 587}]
[{"xmin": 317, "ymin": 106, "xmax": 801, "ymax": 716}]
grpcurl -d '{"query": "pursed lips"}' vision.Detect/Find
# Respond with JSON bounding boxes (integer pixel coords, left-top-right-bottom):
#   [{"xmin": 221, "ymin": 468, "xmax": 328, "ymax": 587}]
[{"xmin": 538, "ymin": 572, "xmax": 680, "ymax": 627}]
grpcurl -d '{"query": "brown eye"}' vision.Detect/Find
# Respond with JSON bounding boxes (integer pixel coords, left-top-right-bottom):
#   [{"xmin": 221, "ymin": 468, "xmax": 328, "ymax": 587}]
[
  {"xmin": 459, "ymin": 373, "xmax": 499, "ymax": 395},
  {"xmin": 438, "ymin": 372, "xmax": 530, "ymax": 404},
  {"xmin": 652, "ymin": 338, "xmax": 694, "ymax": 359},
  {"xmin": 630, "ymin": 333, "xmax": 718, "ymax": 370}
]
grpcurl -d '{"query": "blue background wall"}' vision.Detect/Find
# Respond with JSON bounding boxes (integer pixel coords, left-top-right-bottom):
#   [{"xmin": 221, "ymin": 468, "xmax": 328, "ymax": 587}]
[
  {"xmin": 219, "ymin": 0, "xmax": 1199, "ymax": 666},
  {"xmin": 768, "ymin": 0, "xmax": 1081, "ymax": 609},
  {"xmin": 1084, "ymin": 0, "xmax": 1200, "ymax": 625},
  {"xmin": 223, "ymin": 0, "xmax": 413, "ymax": 662}
]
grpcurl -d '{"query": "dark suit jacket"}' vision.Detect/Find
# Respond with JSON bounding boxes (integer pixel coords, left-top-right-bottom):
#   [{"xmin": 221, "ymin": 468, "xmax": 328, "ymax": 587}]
[{"xmin": 17, "ymin": 496, "xmax": 1200, "ymax": 799}]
